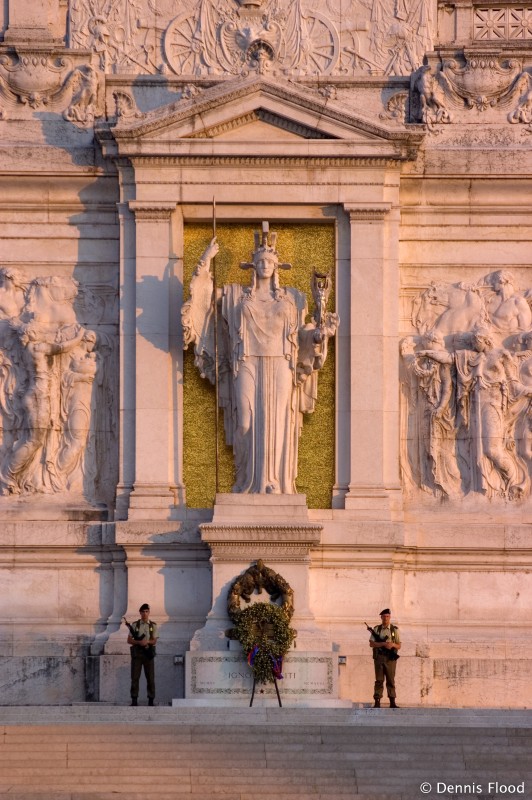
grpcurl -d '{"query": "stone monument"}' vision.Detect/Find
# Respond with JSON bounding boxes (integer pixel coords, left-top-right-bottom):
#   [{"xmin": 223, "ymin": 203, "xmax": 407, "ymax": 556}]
[
  {"xmin": 179, "ymin": 224, "xmax": 344, "ymax": 705},
  {"xmin": 0, "ymin": 0, "xmax": 532, "ymax": 708}
]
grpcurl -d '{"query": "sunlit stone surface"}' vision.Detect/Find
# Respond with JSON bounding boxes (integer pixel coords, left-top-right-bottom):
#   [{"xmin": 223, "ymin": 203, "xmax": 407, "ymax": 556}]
[{"xmin": 0, "ymin": 0, "xmax": 531, "ymax": 707}]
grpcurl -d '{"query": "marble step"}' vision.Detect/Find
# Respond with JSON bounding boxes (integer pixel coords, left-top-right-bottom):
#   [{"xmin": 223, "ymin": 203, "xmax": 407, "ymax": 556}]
[{"xmin": 1, "ymin": 711, "xmax": 530, "ymax": 800}]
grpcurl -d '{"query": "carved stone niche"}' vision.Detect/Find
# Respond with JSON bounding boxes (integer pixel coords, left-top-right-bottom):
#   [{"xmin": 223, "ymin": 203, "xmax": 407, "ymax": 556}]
[{"xmin": 0, "ymin": 44, "xmax": 102, "ymax": 125}]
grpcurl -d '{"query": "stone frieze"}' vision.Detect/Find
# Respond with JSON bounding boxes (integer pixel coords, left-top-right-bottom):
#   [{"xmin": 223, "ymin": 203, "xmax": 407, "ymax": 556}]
[
  {"xmin": 401, "ymin": 271, "xmax": 532, "ymax": 502},
  {"xmin": 68, "ymin": 0, "xmax": 434, "ymax": 78}
]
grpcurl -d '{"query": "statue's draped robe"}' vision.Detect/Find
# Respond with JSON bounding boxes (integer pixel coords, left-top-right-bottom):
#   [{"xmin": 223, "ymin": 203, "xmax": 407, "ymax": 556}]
[{"xmin": 220, "ymin": 284, "xmax": 316, "ymax": 494}]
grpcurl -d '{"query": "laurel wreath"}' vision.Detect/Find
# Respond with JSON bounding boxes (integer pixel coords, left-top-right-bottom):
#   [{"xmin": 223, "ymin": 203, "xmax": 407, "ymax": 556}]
[{"xmin": 231, "ymin": 602, "xmax": 296, "ymax": 685}]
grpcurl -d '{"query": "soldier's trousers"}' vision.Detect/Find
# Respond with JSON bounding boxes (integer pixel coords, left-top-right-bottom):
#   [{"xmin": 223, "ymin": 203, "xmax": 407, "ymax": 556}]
[
  {"xmin": 373, "ymin": 654, "xmax": 397, "ymax": 699},
  {"xmin": 130, "ymin": 650, "xmax": 155, "ymax": 699}
]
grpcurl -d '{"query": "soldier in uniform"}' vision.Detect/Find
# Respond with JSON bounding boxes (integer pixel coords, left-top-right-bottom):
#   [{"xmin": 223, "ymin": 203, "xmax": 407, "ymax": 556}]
[
  {"xmin": 127, "ymin": 603, "xmax": 158, "ymax": 707},
  {"xmin": 369, "ymin": 608, "xmax": 401, "ymax": 708}
]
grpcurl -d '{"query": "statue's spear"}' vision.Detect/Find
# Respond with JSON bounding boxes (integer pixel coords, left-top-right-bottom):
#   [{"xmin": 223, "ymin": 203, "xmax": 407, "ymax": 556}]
[{"xmin": 212, "ymin": 197, "xmax": 220, "ymax": 494}]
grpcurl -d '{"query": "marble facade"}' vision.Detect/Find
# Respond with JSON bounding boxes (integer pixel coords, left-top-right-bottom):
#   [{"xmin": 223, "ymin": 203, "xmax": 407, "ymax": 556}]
[{"xmin": 0, "ymin": 0, "xmax": 531, "ymax": 707}]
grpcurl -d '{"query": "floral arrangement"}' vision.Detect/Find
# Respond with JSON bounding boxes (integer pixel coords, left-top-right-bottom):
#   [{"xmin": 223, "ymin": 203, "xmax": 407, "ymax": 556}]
[
  {"xmin": 231, "ymin": 601, "xmax": 296, "ymax": 685},
  {"xmin": 226, "ymin": 560, "xmax": 296, "ymax": 685}
]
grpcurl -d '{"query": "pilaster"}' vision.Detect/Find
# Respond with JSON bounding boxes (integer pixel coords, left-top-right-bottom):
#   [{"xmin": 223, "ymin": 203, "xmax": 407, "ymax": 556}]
[
  {"xmin": 126, "ymin": 200, "xmax": 182, "ymax": 519},
  {"xmin": 4, "ymin": 0, "xmax": 61, "ymax": 44},
  {"xmin": 342, "ymin": 202, "xmax": 401, "ymax": 518}
]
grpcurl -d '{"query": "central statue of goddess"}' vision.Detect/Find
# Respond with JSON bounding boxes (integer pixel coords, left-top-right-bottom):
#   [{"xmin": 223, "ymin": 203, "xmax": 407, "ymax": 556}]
[{"xmin": 182, "ymin": 223, "xmax": 338, "ymax": 495}]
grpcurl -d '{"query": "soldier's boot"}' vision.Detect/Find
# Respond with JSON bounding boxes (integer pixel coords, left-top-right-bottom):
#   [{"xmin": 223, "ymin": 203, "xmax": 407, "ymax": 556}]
[
  {"xmin": 373, "ymin": 698, "xmax": 380, "ymax": 708},
  {"xmin": 131, "ymin": 698, "xmax": 138, "ymax": 706},
  {"xmin": 390, "ymin": 698, "xmax": 399, "ymax": 708},
  {"xmin": 148, "ymin": 698, "xmax": 154, "ymax": 707}
]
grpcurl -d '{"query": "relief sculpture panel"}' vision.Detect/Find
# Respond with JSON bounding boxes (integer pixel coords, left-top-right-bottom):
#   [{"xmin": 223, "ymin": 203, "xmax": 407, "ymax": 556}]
[
  {"xmin": 68, "ymin": 0, "xmax": 434, "ymax": 78},
  {"xmin": 0, "ymin": 269, "xmax": 116, "ymax": 507},
  {"xmin": 401, "ymin": 271, "xmax": 532, "ymax": 502}
]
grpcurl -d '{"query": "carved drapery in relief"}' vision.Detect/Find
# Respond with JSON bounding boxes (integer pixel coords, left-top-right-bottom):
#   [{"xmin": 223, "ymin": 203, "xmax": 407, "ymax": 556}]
[
  {"xmin": 401, "ymin": 271, "xmax": 532, "ymax": 502},
  {"xmin": 67, "ymin": 0, "xmax": 434, "ymax": 78},
  {"xmin": 0, "ymin": 269, "xmax": 116, "ymax": 507}
]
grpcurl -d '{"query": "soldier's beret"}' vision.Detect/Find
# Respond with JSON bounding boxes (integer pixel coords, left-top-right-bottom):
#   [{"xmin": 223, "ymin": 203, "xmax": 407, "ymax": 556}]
[
  {"xmin": 380, "ymin": 608, "xmax": 391, "ymax": 615},
  {"xmin": 139, "ymin": 603, "xmax": 150, "ymax": 612}
]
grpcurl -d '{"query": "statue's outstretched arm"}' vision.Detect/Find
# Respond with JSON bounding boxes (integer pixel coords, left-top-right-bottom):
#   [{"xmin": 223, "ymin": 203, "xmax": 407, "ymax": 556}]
[{"xmin": 182, "ymin": 237, "xmax": 219, "ymax": 384}]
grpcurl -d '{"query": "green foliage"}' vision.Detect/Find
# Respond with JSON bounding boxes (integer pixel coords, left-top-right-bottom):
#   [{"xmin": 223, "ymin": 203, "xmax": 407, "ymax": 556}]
[{"xmin": 232, "ymin": 602, "xmax": 296, "ymax": 685}]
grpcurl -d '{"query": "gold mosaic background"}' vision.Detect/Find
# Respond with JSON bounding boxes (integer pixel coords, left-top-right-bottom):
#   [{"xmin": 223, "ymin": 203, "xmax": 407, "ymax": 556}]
[{"xmin": 183, "ymin": 223, "xmax": 336, "ymax": 508}]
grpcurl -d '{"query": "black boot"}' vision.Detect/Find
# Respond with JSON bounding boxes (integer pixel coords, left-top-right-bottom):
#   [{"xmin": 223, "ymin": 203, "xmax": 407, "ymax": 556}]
[
  {"xmin": 148, "ymin": 698, "xmax": 154, "ymax": 707},
  {"xmin": 373, "ymin": 698, "xmax": 380, "ymax": 708},
  {"xmin": 131, "ymin": 698, "xmax": 138, "ymax": 707},
  {"xmin": 390, "ymin": 698, "xmax": 399, "ymax": 708}
]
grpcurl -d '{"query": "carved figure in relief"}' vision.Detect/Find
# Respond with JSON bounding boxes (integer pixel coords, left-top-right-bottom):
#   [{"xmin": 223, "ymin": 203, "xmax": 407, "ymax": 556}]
[
  {"xmin": 412, "ymin": 281, "xmax": 485, "ymax": 336},
  {"xmin": 0, "ymin": 322, "xmax": 85, "ymax": 494},
  {"xmin": 413, "ymin": 331, "xmax": 461, "ymax": 499},
  {"xmin": 413, "ymin": 65, "xmax": 451, "ymax": 127},
  {"xmin": 63, "ymin": 66, "xmax": 98, "ymax": 126},
  {"xmin": 0, "ymin": 268, "xmax": 25, "ymax": 320},
  {"xmin": 67, "ymin": 0, "xmax": 432, "ymax": 77},
  {"xmin": 56, "ymin": 331, "xmax": 98, "ymax": 491},
  {"xmin": 402, "ymin": 272, "xmax": 532, "ymax": 502},
  {"xmin": 454, "ymin": 329, "xmax": 530, "ymax": 499},
  {"xmin": 0, "ymin": 274, "xmax": 110, "ymax": 503},
  {"xmin": 483, "ymin": 270, "xmax": 532, "ymax": 334},
  {"xmin": 514, "ymin": 332, "xmax": 532, "ymax": 465},
  {"xmin": 182, "ymin": 223, "xmax": 338, "ymax": 494}
]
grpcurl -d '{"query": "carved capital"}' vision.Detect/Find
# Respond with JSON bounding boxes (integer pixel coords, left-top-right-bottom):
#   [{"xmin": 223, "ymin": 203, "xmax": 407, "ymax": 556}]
[
  {"xmin": 128, "ymin": 201, "xmax": 177, "ymax": 221},
  {"xmin": 200, "ymin": 522, "xmax": 322, "ymax": 562},
  {"xmin": 344, "ymin": 203, "xmax": 392, "ymax": 222}
]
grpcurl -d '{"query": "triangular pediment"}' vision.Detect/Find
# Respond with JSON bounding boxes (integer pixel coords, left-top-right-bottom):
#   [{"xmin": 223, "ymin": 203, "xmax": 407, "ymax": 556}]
[
  {"xmin": 106, "ymin": 76, "xmax": 424, "ymax": 159},
  {"xmin": 188, "ymin": 110, "xmax": 336, "ymax": 141}
]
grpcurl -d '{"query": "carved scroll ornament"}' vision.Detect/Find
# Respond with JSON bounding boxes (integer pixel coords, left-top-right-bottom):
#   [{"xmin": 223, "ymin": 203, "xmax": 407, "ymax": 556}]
[
  {"xmin": 401, "ymin": 271, "xmax": 532, "ymax": 502},
  {"xmin": 0, "ymin": 50, "xmax": 100, "ymax": 126}
]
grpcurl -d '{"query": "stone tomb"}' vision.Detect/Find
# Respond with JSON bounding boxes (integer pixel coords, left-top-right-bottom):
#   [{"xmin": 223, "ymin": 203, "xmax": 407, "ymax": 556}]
[{"xmin": 175, "ymin": 496, "xmax": 349, "ymax": 707}]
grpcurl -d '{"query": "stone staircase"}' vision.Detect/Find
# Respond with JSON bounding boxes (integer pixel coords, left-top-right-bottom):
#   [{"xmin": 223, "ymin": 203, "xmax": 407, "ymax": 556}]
[{"xmin": 0, "ymin": 707, "xmax": 531, "ymax": 800}]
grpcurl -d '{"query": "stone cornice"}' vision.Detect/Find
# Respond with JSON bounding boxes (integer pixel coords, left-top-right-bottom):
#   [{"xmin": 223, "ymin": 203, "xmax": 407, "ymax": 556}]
[
  {"xmin": 128, "ymin": 201, "xmax": 176, "ymax": 220},
  {"xmin": 128, "ymin": 155, "xmax": 406, "ymax": 168},
  {"xmin": 344, "ymin": 202, "xmax": 392, "ymax": 220},
  {"xmin": 200, "ymin": 523, "xmax": 322, "ymax": 543}
]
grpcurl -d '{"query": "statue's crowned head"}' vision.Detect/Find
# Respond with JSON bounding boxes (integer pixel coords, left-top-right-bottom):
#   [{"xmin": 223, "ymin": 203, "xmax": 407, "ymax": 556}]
[{"xmin": 240, "ymin": 222, "xmax": 291, "ymax": 277}]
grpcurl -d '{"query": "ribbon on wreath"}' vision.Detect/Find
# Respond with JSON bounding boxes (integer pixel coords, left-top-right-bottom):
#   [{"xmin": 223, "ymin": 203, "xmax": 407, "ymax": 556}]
[{"xmin": 246, "ymin": 646, "xmax": 284, "ymax": 680}]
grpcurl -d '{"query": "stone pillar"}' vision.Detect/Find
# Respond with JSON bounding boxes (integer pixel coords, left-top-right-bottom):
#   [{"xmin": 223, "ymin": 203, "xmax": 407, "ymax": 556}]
[
  {"xmin": 127, "ymin": 201, "xmax": 182, "ymax": 519},
  {"xmin": 343, "ymin": 203, "xmax": 401, "ymax": 518},
  {"xmin": 4, "ymin": 0, "xmax": 59, "ymax": 42}
]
